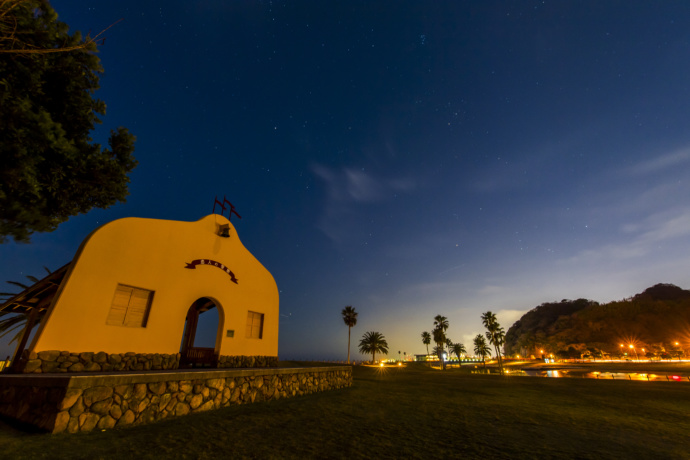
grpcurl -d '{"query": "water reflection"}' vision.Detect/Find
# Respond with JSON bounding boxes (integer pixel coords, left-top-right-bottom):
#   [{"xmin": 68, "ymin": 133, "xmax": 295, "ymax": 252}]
[
  {"xmin": 519, "ymin": 369, "xmax": 688, "ymax": 381},
  {"xmin": 470, "ymin": 369, "xmax": 689, "ymax": 381}
]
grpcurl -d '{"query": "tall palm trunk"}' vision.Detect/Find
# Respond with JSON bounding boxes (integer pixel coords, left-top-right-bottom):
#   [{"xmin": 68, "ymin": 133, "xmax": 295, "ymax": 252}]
[
  {"xmin": 494, "ymin": 344, "xmax": 504, "ymax": 375},
  {"xmin": 347, "ymin": 326, "xmax": 351, "ymax": 364}
]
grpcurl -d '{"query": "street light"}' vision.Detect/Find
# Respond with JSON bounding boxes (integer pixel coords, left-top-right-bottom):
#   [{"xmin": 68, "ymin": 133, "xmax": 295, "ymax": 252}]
[
  {"xmin": 620, "ymin": 344, "xmax": 624, "ymax": 361},
  {"xmin": 629, "ymin": 344, "xmax": 639, "ymax": 361}
]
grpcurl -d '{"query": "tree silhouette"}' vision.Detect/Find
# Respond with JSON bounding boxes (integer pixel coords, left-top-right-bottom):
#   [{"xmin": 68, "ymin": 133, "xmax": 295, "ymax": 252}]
[
  {"xmin": 433, "ymin": 315, "xmax": 449, "ymax": 369},
  {"xmin": 473, "ymin": 334, "xmax": 492, "ymax": 368},
  {"xmin": 0, "ymin": 267, "xmax": 52, "ymax": 345},
  {"xmin": 432, "ymin": 327, "xmax": 446, "ymax": 369},
  {"xmin": 451, "ymin": 342, "xmax": 466, "ymax": 364},
  {"xmin": 341, "ymin": 306, "xmax": 358, "ymax": 364},
  {"xmin": 358, "ymin": 331, "xmax": 389, "ymax": 363},
  {"xmin": 0, "ymin": 0, "xmax": 136, "ymax": 242},
  {"xmin": 482, "ymin": 311, "xmax": 505, "ymax": 375},
  {"xmin": 421, "ymin": 331, "xmax": 431, "ymax": 356}
]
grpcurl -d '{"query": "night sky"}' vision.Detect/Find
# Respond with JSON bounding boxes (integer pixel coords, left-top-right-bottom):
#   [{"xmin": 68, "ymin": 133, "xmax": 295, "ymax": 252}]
[{"xmin": 2, "ymin": 1, "xmax": 690, "ymax": 361}]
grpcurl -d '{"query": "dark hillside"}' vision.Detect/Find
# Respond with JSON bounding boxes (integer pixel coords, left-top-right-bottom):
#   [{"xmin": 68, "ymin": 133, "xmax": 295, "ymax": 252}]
[
  {"xmin": 505, "ymin": 284, "xmax": 690, "ymax": 358},
  {"xmin": 633, "ymin": 283, "xmax": 690, "ymax": 301}
]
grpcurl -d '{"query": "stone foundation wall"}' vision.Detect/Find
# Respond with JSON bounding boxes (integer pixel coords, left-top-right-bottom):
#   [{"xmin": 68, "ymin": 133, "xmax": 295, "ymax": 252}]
[
  {"xmin": 0, "ymin": 366, "xmax": 352, "ymax": 434},
  {"xmin": 217, "ymin": 355, "xmax": 278, "ymax": 368},
  {"xmin": 18, "ymin": 351, "xmax": 279, "ymax": 373},
  {"xmin": 20, "ymin": 351, "xmax": 181, "ymax": 374}
]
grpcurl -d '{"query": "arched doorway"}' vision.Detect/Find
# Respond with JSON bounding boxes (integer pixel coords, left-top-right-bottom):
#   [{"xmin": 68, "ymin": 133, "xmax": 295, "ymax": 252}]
[{"xmin": 179, "ymin": 297, "xmax": 222, "ymax": 368}]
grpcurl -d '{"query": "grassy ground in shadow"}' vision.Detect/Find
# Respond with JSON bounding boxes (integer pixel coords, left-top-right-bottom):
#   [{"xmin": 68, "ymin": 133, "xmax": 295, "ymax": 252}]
[{"xmin": 0, "ymin": 363, "xmax": 688, "ymax": 459}]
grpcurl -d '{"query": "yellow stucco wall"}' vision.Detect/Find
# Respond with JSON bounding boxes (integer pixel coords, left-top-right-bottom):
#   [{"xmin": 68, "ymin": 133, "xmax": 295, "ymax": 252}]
[{"xmin": 30, "ymin": 215, "xmax": 279, "ymax": 357}]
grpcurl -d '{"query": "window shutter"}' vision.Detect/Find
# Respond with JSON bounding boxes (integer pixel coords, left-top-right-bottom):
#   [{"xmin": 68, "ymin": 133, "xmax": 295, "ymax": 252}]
[
  {"xmin": 124, "ymin": 288, "xmax": 151, "ymax": 327},
  {"xmin": 107, "ymin": 285, "xmax": 153, "ymax": 327},
  {"xmin": 245, "ymin": 311, "xmax": 264, "ymax": 339}
]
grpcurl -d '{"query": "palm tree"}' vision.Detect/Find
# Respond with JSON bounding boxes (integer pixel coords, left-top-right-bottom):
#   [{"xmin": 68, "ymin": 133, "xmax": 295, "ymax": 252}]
[
  {"xmin": 432, "ymin": 327, "xmax": 446, "ymax": 369},
  {"xmin": 433, "ymin": 315, "xmax": 449, "ymax": 338},
  {"xmin": 451, "ymin": 342, "xmax": 466, "ymax": 358},
  {"xmin": 421, "ymin": 331, "xmax": 431, "ymax": 356},
  {"xmin": 433, "ymin": 315, "xmax": 449, "ymax": 369},
  {"xmin": 358, "ymin": 331, "xmax": 389, "ymax": 363},
  {"xmin": 493, "ymin": 328, "xmax": 506, "ymax": 369},
  {"xmin": 451, "ymin": 342, "xmax": 466, "ymax": 366},
  {"xmin": 445, "ymin": 337, "xmax": 454, "ymax": 364},
  {"xmin": 433, "ymin": 344, "xmax": 445, "ymax": 367},
  {"xmin": 0, "ymin": 270, "xmax": 50, "ymax": 345},
  {"xmin": 473, "ymin": 334, "xmax": 492, "ymax": 368},
  {"xmin": 482, "ymin": 311, "xmax": 505, "ymax": 375},
  {"xmin": 341, "ymin": 306, "xmax": 358, "ymax": 364}
]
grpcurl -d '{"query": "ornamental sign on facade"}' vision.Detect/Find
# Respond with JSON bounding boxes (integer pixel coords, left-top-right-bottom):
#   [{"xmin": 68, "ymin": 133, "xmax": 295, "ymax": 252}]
[{"xmin": 184, "ymin": 259, "xmax": 238, "ymax": 284}]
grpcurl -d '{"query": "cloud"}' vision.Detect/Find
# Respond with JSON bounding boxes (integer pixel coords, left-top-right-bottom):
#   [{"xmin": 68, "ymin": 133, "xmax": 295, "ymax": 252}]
[
  {"xmin": 496, "ymin": 309, "xmax": 528, "ymax": 328},
  {"xmin": 311, "ymin": 164, "xmax": 415, "ymax": 243},
  {"xmin": 626, "ymin": 147, "xmax": 690, "ymax": 176},
  {"xmin": 563, "ymin": 207, "xmax": 690, "ymax": 265},
  {"xmin": 637, "ymin": 210, "xmax": 690, "ymax": 243},
  {"xmin": 476, "ymin": 285, "xmax": 504, "ymax": 296},
  {"xmin": 312, "ymin": 165, "xmax": 414, "ymax": 203}
]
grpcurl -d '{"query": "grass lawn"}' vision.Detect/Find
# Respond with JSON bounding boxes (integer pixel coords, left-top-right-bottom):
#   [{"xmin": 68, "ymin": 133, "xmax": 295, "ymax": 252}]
[{"xmin": 1, "ymin": 363, "xmax": 689, "ymax": 459}]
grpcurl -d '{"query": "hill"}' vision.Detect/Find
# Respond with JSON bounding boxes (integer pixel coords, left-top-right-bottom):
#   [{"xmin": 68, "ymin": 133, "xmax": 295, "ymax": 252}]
[{"xmin": 504, "ymin": 283, "xmax": 690, "ymax": 359}]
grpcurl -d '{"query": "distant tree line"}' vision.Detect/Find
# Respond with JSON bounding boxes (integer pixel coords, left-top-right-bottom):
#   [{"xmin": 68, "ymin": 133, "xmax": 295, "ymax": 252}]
[{"xmin": 420, "ymin": 312, "xmax": 504, "ymax": 374}]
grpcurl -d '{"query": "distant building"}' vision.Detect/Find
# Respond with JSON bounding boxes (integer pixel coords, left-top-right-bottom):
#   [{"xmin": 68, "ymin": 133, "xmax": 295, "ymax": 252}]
[
  {"xmin": 414, "ymin": 354, "xmax": 483, "ymax": 364},
  {"xmin": 414, "ymin": 354, "xmax": 437, "ymax": 362}
]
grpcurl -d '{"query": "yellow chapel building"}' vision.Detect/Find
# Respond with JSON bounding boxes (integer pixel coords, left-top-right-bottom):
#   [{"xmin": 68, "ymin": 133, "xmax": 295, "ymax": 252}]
[{"xmin": 1, "ymin": 214, "xmax": 279, "ymax": 372}]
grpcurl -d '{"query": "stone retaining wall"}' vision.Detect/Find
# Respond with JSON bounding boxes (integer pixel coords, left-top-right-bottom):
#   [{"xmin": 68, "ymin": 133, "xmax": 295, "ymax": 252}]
[
  {"xmin": 18, "ymin": 350, "xmax": 278, "ymax": 373},
  {"xmin": 20, "ymin": 351, "xmax": 181, "ymax": 374},
  {"xmin": 217, "ymin": 355, "xmax": 278, "ymax": 368},
  {"xmin": 0, "ymin": 366, "xmax": 351, "ymax": 434}
]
